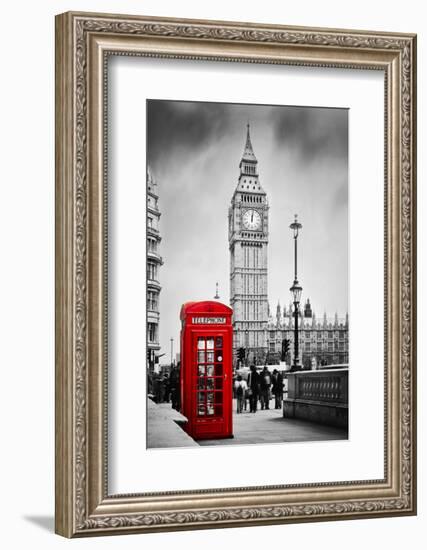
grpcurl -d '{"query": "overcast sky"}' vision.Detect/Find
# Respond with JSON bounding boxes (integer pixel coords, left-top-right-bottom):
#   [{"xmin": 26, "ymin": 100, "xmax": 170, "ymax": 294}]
[{"xmin": 147, "ymin": 100, "xmax": 348, "ymax": 360}]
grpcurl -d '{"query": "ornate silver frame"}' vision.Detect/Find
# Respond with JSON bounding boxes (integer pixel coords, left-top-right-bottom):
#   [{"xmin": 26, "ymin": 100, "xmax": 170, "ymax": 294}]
[{"xmin": 55, "ymin": 11, "xmax": 417, "ymax": 537}]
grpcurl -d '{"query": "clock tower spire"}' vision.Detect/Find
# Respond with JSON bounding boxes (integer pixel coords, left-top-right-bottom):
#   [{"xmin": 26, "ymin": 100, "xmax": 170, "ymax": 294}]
[
  {"xmin": 240, "ymin": 123, "xmax": 258, "ymax": 173},
  {"xmin": 229, "ymin": 124, "xmax": 269, "ymax": 366}
]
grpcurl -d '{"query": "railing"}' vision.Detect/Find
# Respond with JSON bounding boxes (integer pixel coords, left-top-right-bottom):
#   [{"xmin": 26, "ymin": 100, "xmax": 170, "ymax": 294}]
[
  {"xmin": 297, "ymin": 371, "xmax": 347, "ymax": 403},
  {"xmin": 287, "ymin": 368, "xmax": 348, "ymax": 403},
  {"xmin": 284, "ymin": 368, "xmax": 348, "ymax": 428}
]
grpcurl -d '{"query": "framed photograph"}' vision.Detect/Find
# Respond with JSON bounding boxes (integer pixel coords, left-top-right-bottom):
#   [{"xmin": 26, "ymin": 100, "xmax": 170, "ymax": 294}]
[{"xmin": 55, "ymin": 11, "xmax": 417, "ymax": 537}]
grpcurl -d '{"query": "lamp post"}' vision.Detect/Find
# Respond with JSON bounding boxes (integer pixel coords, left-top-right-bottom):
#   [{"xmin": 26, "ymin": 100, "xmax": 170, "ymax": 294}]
[
  {"xmin": 170, "ymin": 337, "xmax": 174, "ymax": 366},
  {"xmin": 289, "ymin": 215, "xmax": 303, "ymax": 371},
  {"xmin": 245, "ymin": 329, "xmax": 249, "ymax": 367},
  {"xmin": 213, "ymin": 282, "xmax": 220, "ymax": 300}
]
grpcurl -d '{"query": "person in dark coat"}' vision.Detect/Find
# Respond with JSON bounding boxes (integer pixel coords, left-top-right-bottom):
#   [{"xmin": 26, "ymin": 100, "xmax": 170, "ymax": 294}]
[
  {"xmin": 152, "ymin": 373, "xmax": 161, "ymax": 403},
  {"xmin": 272, "ymin": 369, "xmax": 284, "ymax": 409},
  {"xmin": 247, "ymin": 365, "xmax": 260, "ymax": 413},
  {"xmin": 259, "ymin": 366, "xmax": 272, "ymax": 410},
  {"xmin": 169, "ymin": 364, "xmax": 181, "ymax": 411},
  {"xmin": 163, "ymin": 372, "xmax": 170, "ymax": 403}
]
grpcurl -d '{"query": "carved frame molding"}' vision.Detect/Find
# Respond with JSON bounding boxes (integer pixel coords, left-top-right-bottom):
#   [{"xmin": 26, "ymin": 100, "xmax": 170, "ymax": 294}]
[{"xmin": 55, "ymin": 12, "xmax": 416, "ymax": 537}]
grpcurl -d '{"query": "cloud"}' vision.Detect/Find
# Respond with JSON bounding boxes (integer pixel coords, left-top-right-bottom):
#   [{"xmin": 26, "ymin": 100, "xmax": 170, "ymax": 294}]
[
  {"xmin": 271, "ymin": 106, "xmax": 348, "ymax": 163},
  {"xmin": 147, "ymin": 100, "xmax": 349, "ymax": 356},
  {"xmin": 147, "ymin": 100, "xmax": 231, "ymax": 167}
]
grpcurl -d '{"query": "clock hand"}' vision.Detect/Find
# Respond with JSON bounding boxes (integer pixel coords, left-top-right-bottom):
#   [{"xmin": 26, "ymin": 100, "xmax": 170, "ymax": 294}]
[{"xmin": 251, "ymin": 213, "xmax": 253, "ymax": 223}]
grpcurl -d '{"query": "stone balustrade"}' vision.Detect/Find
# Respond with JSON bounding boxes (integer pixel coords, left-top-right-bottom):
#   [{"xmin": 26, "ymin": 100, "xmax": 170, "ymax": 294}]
[{"xmin": 283, "ymin": 368, "xmax": 348, "ymax": 428}]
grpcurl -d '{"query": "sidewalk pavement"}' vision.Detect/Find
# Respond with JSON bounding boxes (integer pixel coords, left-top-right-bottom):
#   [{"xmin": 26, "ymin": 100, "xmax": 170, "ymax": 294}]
[
  {"xmin": 147, "ymin": 398, "xmax": 198, "ymax": 449},
  {"xmin": 148, "ymin": 399, "xmax": 348, "ymax": 449},
  {"xmin": 198, "ymin": 399, "xmax": 348, "ymax": 446}
]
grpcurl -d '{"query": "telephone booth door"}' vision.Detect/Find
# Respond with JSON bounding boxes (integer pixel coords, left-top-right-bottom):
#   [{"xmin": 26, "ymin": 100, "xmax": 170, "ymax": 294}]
[{"xmin": 180, "ymin": 301, "xmax": 233, "ymax": 441}]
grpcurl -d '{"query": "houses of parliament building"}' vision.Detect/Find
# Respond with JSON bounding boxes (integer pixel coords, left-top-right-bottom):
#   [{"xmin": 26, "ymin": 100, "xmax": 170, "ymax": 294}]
[
  {"xmin": 229, "ymin": 125, "xmax": 348, "ymax": 368},
  {"xmin": 267, "ymin": 299, "xmax": 349, "ymax": 369}
]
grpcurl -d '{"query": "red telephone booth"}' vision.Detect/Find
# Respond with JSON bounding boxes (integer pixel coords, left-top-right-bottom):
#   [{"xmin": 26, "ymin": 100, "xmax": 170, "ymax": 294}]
[{"xmin": 180, "ymin": 301, "xmax": 233, "ymax": 440}]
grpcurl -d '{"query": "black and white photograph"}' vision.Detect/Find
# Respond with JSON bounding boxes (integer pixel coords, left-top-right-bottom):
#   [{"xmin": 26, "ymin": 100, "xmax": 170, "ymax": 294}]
[{"xmin": 146, "ymin": 99, "xmax": 349, "ymax": 449}]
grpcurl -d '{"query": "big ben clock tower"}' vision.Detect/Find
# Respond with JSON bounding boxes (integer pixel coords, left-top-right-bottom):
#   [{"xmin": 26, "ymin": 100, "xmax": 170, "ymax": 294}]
[{"xmin": 229, "ymin": 124, "xmax": 269, "ymax": 365}]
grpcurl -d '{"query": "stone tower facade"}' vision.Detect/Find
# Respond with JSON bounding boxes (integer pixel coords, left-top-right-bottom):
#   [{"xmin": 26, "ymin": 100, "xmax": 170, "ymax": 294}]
[{"xmin": 229, "ymin": 125, "xmax": 269, "ymax": 365}]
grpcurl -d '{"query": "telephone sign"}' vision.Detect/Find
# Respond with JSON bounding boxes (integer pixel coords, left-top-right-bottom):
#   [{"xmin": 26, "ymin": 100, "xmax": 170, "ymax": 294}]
[
  {"xmin": 192, "ymin": 317, "xmax": 226, "ymax": 324},
  {"xmin": 180, "ymin": 301, "xmax": 233, "ymax": 440}
]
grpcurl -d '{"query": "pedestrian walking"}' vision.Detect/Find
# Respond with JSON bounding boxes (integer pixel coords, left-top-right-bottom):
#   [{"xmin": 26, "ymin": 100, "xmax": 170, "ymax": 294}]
[
  {"xmin": 272, "ymin": 369, "xmax": 284, "ymax": 409},
  {"xmin": 169, "ymin": 364, "xmax": 181, "ymax": 411},
  {"xmin": 234, "ymin": 375, "xmax": 248, "ymax": 414},
  {"xmin": 147, "ymin": 372, "xmax": 154, "ymax": 398},
  {"xmin": 152, "ymin": 373, "xmax": 161, "ymax": 403},
  {"xmin": 159, "ymin": 374, "xmax": 167, "ymax": 403},
  {"xmin": 260, "ymin": 366, "xmax": 272, "ymax": 410},
  {"xmin": 247, "ymin": 365, "xmax": 260, "ymax": 413},
  {"xmin": 243, "ymin": 385, "xmax": 249, "ymax": 411},
  {"xmin": 163, "ymin": 372, "xmax": 170, "ymax": 403}
]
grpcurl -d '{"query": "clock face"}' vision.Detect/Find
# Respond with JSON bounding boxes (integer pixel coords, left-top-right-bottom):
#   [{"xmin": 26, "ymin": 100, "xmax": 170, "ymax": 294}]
[{"xmin": 242, "ymin": 209, "xmax": 261, "ymax": 230}]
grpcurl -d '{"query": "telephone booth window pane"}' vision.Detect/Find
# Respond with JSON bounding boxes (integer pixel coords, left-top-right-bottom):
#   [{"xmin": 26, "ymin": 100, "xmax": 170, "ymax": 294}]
[
  {"xmin": 197, "ymin": 392, "xmax": 205, "ymax": 416},
  {"xmin": 215, "ymin": 337, "xmax": 223, "ymax": 348},
  {"xmin": 198, "ymin": 377, "xmax": 205, "ymax": 390},
  {"xmin": 206, "ymin": 351, "xmax": 214, "ymax": 362},
  {"xmin": 198, "ymin": 365, "xmax": 205, "ymax": 376},
  {"xmin": 206, "ymin": 338, "xmax": 214, "ymax": 349},
  {"xmin": 207, "ymin": 393, "xmax": 214, "ymax": 415},
  {"xmin": 215, "ymin": 405, "xmax": 223, "ymax": 416},
  {"xmin": 206, "ymin": 378, "xmax": 214, "ymax": 390},
  {"xmin": 206, "ymin": 365, "xmax": 214, "ymax": 376},
  {"xmin": 197, "ymin": 351, "xmax": 205, "ymax": 362},
  {"xmin": 215, "ymin": 378, "xmax": 223, "ymax": 390},
  {"xmin": 214, "ymin": 391, "xmax": 223, "ymax": 417},
  {"xmin": 215, "ymin": 350, "xmax": 223, "ymax": 362},
  {"xmin": 197, "ymin": 337, "xmax": 205, "ymax": 350},
  {"xmin": 215, "ymin": 364, "xmax": 223, "ymax": 377}
]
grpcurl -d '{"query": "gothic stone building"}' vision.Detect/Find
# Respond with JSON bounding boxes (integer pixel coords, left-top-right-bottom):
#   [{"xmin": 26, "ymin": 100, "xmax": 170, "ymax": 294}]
[
  {"xmin": 147, "ymin": 167, "xmax": 163, "ymax": 373},
  {"xmin": 229, "ymin": 124, "xmax": 269, "ymax": 365},
  {"xmin": 267, "ymin": 299, "xmax": 349, "ymax": 368}
]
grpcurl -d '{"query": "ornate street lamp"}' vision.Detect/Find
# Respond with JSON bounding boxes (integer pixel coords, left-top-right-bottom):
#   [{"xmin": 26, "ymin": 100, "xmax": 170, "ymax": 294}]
[{"xmin": 289, "ymin": 215, "xmax": 303, "ymax": 371}]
